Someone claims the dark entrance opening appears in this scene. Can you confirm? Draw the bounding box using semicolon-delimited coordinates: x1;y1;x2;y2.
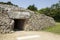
14;19;26;31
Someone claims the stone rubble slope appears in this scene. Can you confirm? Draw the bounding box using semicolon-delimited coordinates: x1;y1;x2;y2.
24;13;55;31
0;7;14;34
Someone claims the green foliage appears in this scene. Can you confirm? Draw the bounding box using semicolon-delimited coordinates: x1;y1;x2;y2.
38;7;51;15
27;4;37;11
38;1;60;22
0;1;18;7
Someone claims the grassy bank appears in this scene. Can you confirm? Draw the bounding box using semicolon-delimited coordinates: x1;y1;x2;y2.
43;22;60;34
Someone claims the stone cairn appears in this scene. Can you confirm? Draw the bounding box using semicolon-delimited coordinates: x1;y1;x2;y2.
0;4;55;34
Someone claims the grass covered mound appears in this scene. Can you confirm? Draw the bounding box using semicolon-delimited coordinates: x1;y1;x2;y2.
43;22;60;34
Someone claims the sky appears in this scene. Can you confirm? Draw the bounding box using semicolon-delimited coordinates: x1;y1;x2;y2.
0;0;59;9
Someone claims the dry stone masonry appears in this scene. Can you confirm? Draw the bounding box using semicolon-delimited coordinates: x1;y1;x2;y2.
0;7;14;34
0;4;55;34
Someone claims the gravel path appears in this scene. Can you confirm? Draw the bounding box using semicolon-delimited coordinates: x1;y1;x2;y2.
0;31;60;40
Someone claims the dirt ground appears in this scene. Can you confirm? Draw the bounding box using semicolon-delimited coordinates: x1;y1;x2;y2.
0;31;60;40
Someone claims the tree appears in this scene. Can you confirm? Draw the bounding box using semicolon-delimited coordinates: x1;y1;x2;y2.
38;7;50;15
27;4;37;11
7;1;13;5
38;1;60;22
0;1;18;6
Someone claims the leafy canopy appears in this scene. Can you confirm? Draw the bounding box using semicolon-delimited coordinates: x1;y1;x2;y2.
27;4;37;11
0;1;18;6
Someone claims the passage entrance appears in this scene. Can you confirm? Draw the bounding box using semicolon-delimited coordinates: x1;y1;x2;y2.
14;19;26;31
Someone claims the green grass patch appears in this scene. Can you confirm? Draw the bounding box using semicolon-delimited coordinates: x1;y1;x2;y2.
43;22;60;34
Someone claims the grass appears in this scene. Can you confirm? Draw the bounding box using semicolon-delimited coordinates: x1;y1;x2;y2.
43;22;60;34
